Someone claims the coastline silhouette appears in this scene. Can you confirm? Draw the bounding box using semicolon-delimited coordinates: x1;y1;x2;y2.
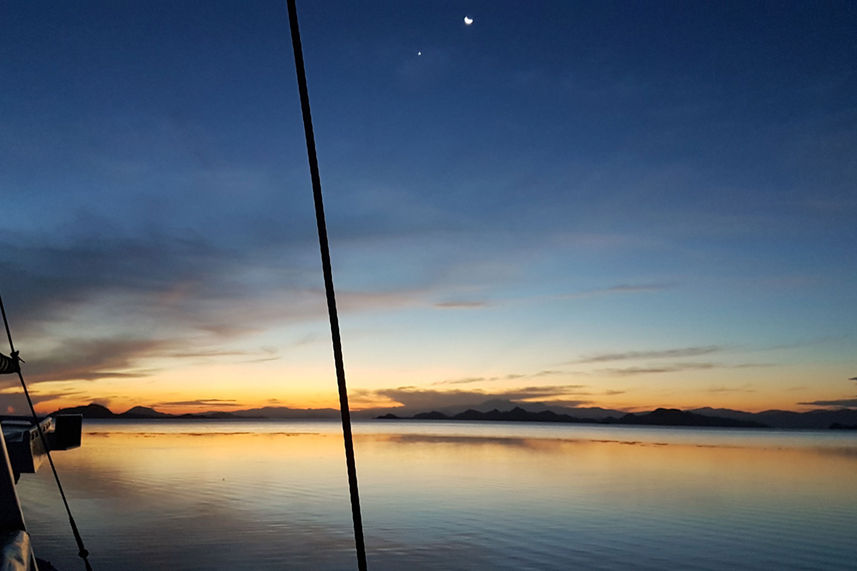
50;402;857;429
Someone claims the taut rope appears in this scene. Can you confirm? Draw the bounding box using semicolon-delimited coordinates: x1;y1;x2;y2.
284;2;368;569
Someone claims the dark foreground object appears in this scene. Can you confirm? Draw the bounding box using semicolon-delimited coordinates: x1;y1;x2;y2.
0;415;82;570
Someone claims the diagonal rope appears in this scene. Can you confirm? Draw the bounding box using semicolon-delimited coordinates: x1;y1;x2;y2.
0;295;93;571
285;1;368;569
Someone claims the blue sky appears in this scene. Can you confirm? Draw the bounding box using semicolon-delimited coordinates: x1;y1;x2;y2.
1;1;855;413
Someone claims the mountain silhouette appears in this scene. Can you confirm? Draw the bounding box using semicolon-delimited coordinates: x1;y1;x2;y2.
49;401;857;429
380;406;764;427
121;406;172;419
614;408;765;428
52;403;116;418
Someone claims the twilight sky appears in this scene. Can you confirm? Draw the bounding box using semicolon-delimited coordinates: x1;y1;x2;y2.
1;1;855;414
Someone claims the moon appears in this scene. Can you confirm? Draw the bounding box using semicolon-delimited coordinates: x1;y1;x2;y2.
464;16;474;25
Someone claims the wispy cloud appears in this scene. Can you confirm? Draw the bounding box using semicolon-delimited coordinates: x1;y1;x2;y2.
0;230;329;341
435;377;487;386
432;281;669;310
533;370;563;377
760;336;846;352
512;385;589;397
564;346;770;377
0;225;454;384
707;384;755;394
164;349;260;359
557;282;674;300
0;387;88;406
572;346;722;364
600;362;715;376
374;385;592;410
434;300;490;309
13;337;170;384
729;363;775;369
433;369;566;386
798;398;857;408
154;398;238;408
3;335;284;386
599;283;673;294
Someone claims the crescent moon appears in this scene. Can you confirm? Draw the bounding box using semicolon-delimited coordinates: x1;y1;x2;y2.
464;16;474;25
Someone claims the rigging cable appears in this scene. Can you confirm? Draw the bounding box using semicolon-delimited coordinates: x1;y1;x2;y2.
285;1;368;569
0;294;93;571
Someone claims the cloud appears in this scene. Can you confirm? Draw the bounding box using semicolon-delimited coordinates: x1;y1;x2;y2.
433;369;566;386
0;229;343;355
239;355;282;364
565;346;767;377
512;385;588;396
434;300;489;309
0;226;454;383
760;336;846;352
0;331;286;388
533;370;563;377
436;377;486;386
850;377;857;382
707;384;755;393
573;346;721;364
457;282;676;310
599;283;673;294
0;231;266;331
337;289;429;313
0;384;97;414
2;387;87;406
798;398;857;408
164;349;260;359
154;399;238;408
558;283;674;300
9;337;170;384
600;362;715;376
290;334;324;347
0;221;442;386
538;399;598;408
373;385;590;409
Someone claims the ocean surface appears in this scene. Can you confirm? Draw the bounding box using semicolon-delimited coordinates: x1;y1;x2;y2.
16;420;857;570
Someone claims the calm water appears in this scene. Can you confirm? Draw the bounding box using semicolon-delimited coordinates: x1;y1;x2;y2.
17;420;857;570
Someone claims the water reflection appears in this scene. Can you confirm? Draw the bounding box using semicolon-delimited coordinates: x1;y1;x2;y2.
16;421;857;570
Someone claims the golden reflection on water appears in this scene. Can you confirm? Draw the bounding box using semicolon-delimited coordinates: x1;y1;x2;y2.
356;432;857;507
66;428;857;507
21;424;857;570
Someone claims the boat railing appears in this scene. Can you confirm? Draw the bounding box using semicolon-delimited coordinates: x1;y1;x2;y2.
0;414;83;570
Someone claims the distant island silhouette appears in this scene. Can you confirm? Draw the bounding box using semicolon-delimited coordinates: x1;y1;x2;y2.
829;422;857;430
47;402;857;430
49;403;341;420
377;406;767;428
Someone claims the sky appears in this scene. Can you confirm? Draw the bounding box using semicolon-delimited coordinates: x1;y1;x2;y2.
1;1;855;415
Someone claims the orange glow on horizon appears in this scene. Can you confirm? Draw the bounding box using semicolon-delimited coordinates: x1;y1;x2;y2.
5;358;851;416
19;389;841;417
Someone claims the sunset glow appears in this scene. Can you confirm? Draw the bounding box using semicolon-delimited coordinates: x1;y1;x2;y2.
1;1;855;417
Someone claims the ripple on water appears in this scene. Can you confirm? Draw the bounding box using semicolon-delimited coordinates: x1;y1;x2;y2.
16;421;857;570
